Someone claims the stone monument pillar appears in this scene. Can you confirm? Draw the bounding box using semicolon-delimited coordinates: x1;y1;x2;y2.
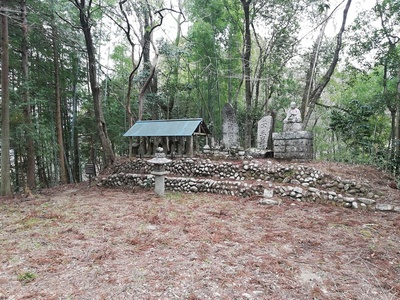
257;114;274;150
272;102;313;160
222;103;239;149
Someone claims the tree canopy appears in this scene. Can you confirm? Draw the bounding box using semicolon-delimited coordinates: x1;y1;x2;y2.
0;0;399;194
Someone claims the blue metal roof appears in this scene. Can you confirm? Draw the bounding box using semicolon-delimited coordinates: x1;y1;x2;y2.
123;118;210;137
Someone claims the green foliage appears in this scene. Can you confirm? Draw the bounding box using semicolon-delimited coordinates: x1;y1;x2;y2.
17;271;37;284
183;0;244;139
4;0;399;189
111;44;133;76
330;100;374;151
318;2;330;13
325;67;392;166
186;0;242;33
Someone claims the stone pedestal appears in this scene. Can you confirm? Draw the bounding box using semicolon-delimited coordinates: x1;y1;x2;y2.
272;131;313;160
152;170;168;197
283;122;302;132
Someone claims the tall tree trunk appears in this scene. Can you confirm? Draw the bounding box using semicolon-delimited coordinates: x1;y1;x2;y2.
300;9;329;120
1;2;12;196
126;47;135;158
165;7;182;119
118;0;137;156
138;9;153;120
302;0;352;128
241;0;252;148
118;0;164;155
395;67;400;174
377;3;400;174
21;0;36;190
71;54;80;182
383;60;397;173
139;59;158;119
75;0;115;167
52;25;68;184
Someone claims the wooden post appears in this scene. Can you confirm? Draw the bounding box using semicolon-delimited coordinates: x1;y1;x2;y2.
189;136;194;157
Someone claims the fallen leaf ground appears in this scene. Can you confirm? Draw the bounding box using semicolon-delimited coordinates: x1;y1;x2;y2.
1;179;399;300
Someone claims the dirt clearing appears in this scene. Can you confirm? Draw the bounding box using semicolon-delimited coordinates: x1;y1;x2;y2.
0;183;399;299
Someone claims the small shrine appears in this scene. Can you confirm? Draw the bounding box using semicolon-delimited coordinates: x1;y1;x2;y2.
123;118;211;157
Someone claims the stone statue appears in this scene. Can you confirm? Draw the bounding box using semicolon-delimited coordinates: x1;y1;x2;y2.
284;102;302;123
273;102;313;160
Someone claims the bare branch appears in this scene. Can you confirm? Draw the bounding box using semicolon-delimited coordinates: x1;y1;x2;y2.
303;0;353;128
55;11;81;29
316;102;350;113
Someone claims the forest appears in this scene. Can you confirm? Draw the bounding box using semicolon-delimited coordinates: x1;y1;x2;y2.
0;0;399;196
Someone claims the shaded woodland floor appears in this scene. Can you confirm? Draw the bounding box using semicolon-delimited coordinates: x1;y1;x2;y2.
0;161;400;299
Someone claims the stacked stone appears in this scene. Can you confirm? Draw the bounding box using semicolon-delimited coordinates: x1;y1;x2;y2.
109;158;323;183
98;173;264;198
112;159;150;174
98;158;400;213
106;159;375;197
168;159;239;178
97;172;398;212
272;131;313;160
100;173;154;188
166;177;264;197
275;185;379;209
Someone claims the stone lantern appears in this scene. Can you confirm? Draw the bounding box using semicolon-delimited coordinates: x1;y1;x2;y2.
148;147;171;196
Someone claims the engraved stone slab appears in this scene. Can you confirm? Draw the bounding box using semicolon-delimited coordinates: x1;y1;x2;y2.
222;103;239;148
257;115;273;149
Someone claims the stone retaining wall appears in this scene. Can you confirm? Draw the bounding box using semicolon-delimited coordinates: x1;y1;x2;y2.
99;174;265;198
98;158;399;213
113;158;324;183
